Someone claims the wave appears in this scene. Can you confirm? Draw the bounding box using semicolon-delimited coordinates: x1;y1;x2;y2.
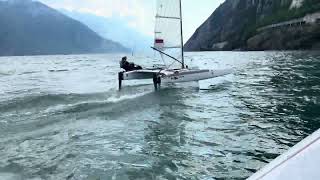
48;69;69;72
18;71;40;75
0;84;191;132
200;81;233;91
59;91;155;116
0;86;158;116
0;70;15;76
0;91;156;135
0;92;108;113
106;92;151;103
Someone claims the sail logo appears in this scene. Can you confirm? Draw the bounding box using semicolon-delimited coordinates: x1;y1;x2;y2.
154;38;164;50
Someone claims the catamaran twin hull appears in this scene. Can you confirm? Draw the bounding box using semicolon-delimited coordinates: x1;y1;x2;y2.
117;0;233;90
118;68;233;89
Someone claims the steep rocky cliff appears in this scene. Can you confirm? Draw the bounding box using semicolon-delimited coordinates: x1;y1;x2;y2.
185;0;320;51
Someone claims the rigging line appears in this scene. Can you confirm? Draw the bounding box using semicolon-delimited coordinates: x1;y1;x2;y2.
168;53;188;70
156;15;180;20
160;53;168;68
167;59;178;69
166;54;188;70
151;47;183;65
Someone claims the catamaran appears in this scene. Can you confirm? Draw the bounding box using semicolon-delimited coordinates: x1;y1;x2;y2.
118;0;233;90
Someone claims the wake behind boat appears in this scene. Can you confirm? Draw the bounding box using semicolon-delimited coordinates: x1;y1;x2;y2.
118;0;233;90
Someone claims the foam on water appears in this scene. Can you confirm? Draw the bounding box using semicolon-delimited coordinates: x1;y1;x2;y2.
0;70;15;76
106;92;153;103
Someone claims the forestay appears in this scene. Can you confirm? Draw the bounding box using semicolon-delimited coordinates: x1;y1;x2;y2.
154;0;184;68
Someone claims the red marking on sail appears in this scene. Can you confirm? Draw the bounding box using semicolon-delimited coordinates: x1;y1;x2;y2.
154;39;164;50
155;39;164;44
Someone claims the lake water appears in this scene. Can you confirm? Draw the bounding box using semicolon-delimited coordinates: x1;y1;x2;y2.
0;51;319;180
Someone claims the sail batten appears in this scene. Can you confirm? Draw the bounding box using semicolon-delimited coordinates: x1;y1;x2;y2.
156;15;181;20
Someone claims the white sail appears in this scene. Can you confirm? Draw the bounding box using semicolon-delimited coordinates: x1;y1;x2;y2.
154;0;184;68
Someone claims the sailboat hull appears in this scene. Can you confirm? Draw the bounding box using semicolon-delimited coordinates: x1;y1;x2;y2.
122;69;162;80
160;69;233;83
121;69;232;82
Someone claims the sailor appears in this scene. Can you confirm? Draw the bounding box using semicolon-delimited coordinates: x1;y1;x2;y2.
120;56;142;72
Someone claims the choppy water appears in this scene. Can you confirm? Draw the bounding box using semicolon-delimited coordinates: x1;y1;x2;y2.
0;51;319;180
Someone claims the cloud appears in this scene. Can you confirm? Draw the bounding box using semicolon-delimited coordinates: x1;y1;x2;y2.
38;0;225;40
40;0;155;36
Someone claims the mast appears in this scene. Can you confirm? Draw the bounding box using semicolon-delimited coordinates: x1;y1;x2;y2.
179;0;185;69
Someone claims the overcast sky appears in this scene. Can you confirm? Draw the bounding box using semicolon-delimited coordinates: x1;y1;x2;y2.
39;0;225;40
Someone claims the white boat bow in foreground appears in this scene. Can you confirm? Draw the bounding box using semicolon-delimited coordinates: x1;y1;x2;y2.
248;128;320;180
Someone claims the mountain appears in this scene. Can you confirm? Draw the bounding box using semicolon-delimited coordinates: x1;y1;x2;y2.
0;0;128;56
185;0;320;51
60;9;153;55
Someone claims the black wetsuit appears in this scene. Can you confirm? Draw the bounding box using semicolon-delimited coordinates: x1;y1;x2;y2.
120;60;142;72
